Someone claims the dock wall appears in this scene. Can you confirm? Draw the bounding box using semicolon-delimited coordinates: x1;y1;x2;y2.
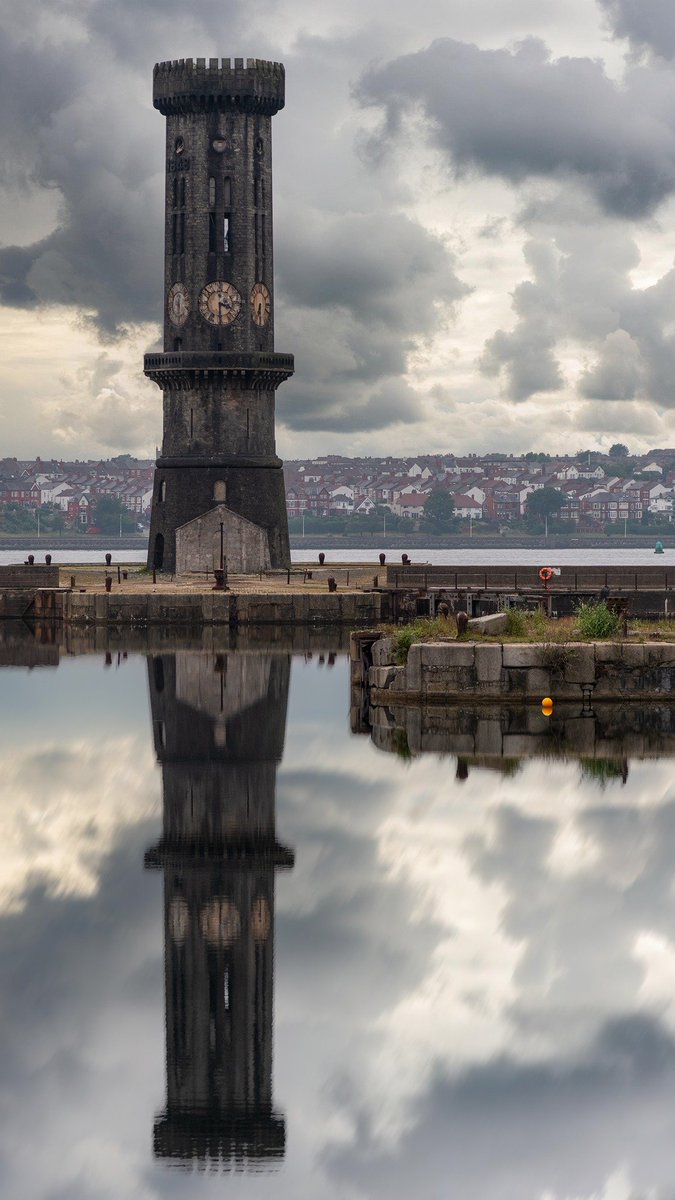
355;635;675;704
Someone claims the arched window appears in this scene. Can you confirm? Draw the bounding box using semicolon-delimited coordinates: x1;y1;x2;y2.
159;480;167;502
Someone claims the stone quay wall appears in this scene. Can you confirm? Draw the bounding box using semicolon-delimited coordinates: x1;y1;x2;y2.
60;589;385;628
358;635;675;703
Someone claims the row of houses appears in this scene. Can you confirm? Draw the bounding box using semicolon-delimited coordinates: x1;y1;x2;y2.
0;456;154;527
3;450;675;529
283;452;675;524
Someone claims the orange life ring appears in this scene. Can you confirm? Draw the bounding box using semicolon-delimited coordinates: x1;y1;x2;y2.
539;566;554;583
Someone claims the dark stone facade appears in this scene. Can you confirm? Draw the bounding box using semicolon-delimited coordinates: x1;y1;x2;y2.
145;58;293;573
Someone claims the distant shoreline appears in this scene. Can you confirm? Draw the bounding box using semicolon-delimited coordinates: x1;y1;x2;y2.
289;533;673;550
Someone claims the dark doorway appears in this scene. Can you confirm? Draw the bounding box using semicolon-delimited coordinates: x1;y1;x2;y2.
153;533;165;570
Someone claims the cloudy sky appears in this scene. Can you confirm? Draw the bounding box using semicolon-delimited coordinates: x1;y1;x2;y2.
4;0;675;459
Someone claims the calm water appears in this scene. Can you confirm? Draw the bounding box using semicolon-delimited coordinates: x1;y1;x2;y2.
2;642;675;1199
1;546;674;567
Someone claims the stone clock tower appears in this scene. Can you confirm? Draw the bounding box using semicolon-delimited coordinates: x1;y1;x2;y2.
144;58;293;574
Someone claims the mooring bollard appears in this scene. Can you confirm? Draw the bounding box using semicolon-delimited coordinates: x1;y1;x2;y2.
379;552;386;566
105;575;112;593
122;570;128;580
327;576;337;592
105;552;112;566
401;553;410;565
45;554;52;565
27;554;34;565
319;552;325;565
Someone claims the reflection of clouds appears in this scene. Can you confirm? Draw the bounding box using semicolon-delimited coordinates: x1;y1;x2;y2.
0;736;158;912
279;709;675;1196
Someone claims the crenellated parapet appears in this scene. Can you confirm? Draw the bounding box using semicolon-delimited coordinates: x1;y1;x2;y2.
153;57;285;115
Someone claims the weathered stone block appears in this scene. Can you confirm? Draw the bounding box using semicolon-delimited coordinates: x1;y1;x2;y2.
468;612;508;635
563;644;596;684
421;642;476;669
369;665;397;689
620;643;646;668
475;644;503;683
503;644;544;668
406;643;422;692
372;636;396;666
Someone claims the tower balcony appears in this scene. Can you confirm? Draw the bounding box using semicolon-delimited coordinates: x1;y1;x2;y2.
144;351;294;391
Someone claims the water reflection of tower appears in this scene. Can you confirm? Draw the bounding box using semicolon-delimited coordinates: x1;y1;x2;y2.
145;650;294;1169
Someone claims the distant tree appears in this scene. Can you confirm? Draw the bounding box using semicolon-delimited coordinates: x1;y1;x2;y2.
92;496;136;535
525;487;564;521
609;443;629;458
421;490;459;534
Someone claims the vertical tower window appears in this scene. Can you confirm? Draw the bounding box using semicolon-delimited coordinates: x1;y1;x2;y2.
179;213;185;255
223;216;230;253
159;480;167;502
172;214;177;255
223;177;231;207
208;176;216;207
209;212;217;252
179;177;186;207
172;177;178;208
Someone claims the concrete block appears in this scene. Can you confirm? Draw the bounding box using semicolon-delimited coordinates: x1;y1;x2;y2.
620;643;646;668
421;642;475;669
406;644;423;692
594;642;623;664
523;668;555;697
372;636;396;666
468;612;508;635
645;643;675;667
503;644;544;668
369;665;397;689
563;644;596;684
475;644;503;683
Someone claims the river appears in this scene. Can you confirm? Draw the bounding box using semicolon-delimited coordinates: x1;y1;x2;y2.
1;637;674;1197
0;546;673;566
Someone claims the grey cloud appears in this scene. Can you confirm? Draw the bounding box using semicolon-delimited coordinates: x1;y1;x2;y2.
478;213;675;406
0;5;467;439
600;0;675;59
579;329;644;399
359;37;675;217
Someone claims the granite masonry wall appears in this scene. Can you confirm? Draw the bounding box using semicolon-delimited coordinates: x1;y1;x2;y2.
362;636;675;702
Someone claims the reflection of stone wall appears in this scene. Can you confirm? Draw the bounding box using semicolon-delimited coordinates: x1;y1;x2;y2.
371;701;675;761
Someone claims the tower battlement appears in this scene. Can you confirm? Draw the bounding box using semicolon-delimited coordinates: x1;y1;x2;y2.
153;58;285;115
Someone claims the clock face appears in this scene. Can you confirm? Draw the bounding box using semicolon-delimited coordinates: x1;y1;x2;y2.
169;897;190;943
199;280;242;326
167;282;189;327
250;282;271;327
200;898;241;947
251;896;271;943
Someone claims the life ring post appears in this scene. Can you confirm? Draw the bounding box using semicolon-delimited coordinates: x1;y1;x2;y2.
539;566;554;590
